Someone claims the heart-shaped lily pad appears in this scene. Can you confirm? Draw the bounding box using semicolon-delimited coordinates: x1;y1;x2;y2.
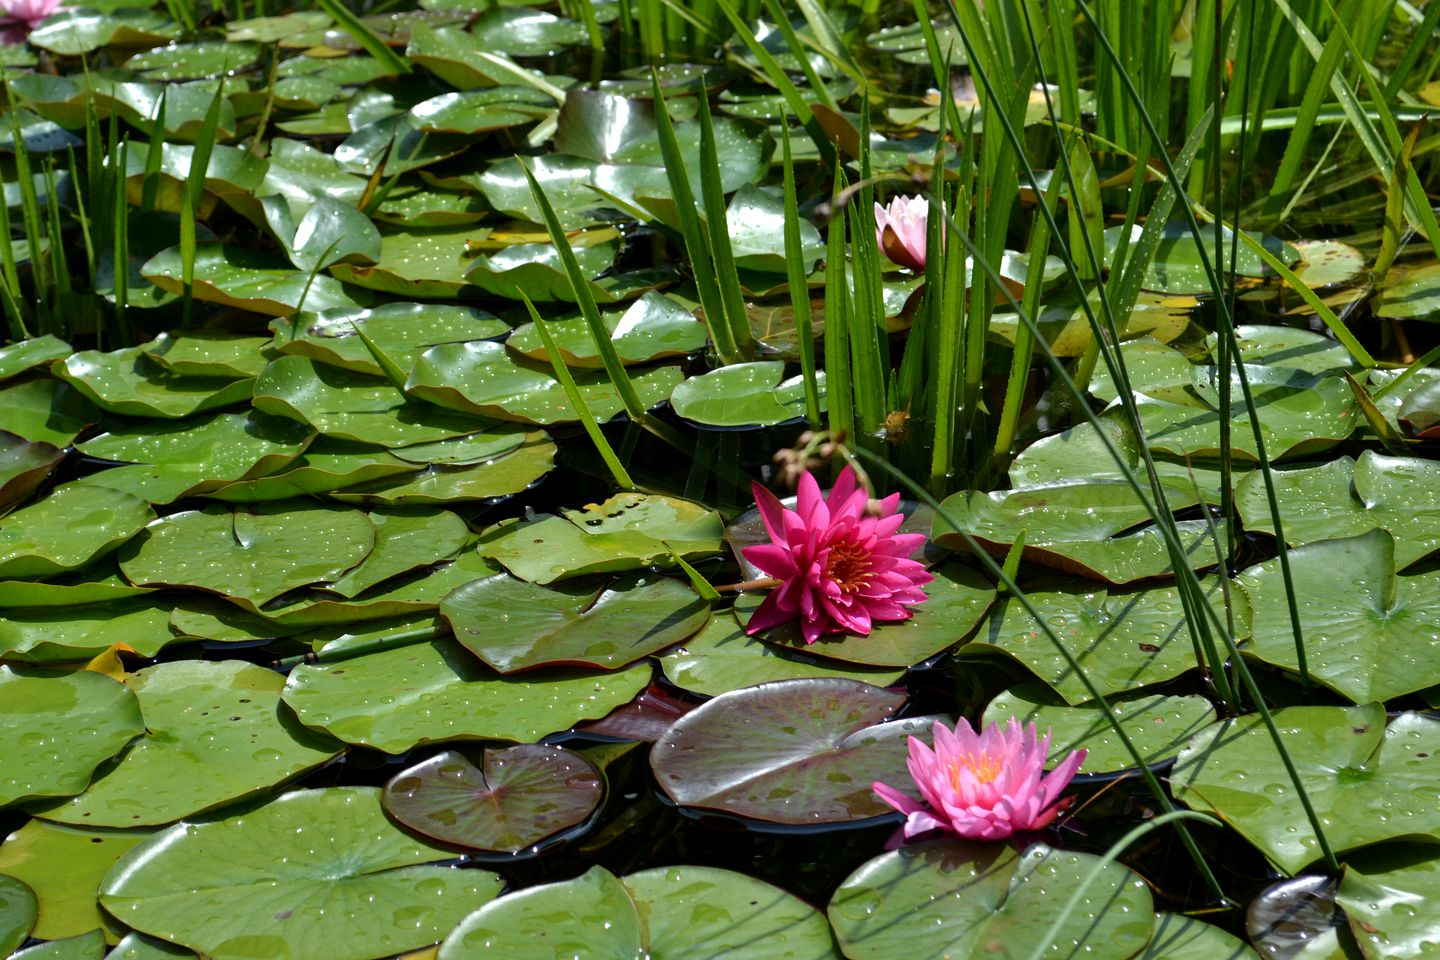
981;682;1217;773
829;839;1154;959
119;502;376;607
382;745;601;853
324;508;468;598
669;361;827;428
282;638;651;753
651;678;924;824
271;303;509;376
1172;704;1440;875
99;787;504;960
1238;530;1440;702
36;660;342;828
477;492;722;583
1335;845;1440;960
965;578;1244;705
438;864;837;959
198;441;421;502
659;614;905;697
56;347;254;419
0;485;154;580
0;874;36;955
1236;453;1440;570
407;340;681;425
0;667;144;808
0;819;154;942
733;562;995;668
504;292;707;368
1008;418;1231;496
442;573;708;672
254;355;493;446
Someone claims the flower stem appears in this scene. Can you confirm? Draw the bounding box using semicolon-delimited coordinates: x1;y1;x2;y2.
712;577;783;593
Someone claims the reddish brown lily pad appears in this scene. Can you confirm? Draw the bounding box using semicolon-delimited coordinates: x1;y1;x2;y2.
383;746;602;853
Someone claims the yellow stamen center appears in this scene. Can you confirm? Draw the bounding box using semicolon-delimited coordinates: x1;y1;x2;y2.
950;752;1003;789
823;541;873;594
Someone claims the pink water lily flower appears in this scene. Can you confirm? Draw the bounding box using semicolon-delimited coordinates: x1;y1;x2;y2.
0;0;64;41
874;194;930;272
741;465;932;645
873;717;1087;841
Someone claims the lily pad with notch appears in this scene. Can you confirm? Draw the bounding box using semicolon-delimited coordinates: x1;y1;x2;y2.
141;244;371;317
0;820;154;942
197;441;421;502
0;432;63;511
0;484;153;580
669;361;827;428
442;573;709;673
324;508;468;598
382;745;602;854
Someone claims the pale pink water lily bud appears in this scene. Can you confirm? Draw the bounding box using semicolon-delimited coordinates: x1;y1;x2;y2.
741;465;932;645
872;717;1087;841
0;0;64;39
874;194;930;272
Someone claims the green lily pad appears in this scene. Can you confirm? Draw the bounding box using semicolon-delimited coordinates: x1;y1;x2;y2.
141;330;272;380
1236;453;1440;571
733;561;995;668
0;485;153;580
55;347;253;420
726;183;824;274
77;410;312;491
829;840;1154;959
200;440;421;502
118;502;376;607
669;361;827;428
1136;913;1259;959
36;660;342;828
1008;418;1230;497
504;292;706;368
465;238;623;304
334;113;472;177
407;340;681;425
407;21;572;89
1103;222;1297;294
282;638;651;753
0;820;153;942
325;508;468;597
104;932;196;959
255;139;368;210
408;87;554;135
0;433;62;510
1172;705;1440;875
966;578;1244;705
28;10;177;56
1087;337;1210;408
141;244;370;317
374;185;487;226
1336;845;1440;960
0;601;178;664
650;678;924;824
981;683;1218;773
443;573;708;672
933;481;1218;583
438;864;837;959
325;432;555;505
659;614;905;697
1238;530;1440;703
1375;261;1440;321
124;41;261;80
0;874;37;955
0;666;145;809
9;928;106;959
467;6;587;54
260;194;382;274
477;492;722;583
0;379;100;447
1211;324;1359;378
382;745;602;853
254;356;491;447
99;787;504;960
1400;377;1440;437
388;427;526;465
271;303;509;376
1287;240;1365;291
0;336;70;381
328;223;489;299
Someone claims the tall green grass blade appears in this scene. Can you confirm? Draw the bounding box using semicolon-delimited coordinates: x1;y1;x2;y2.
780;124;821;427
521;159;646;420
823;161;854;445
759;0;839;112
140;91;167;213
112;141;131;343
180;81;226;328
520;291;636;491
346;320;410;392
693;85;755;361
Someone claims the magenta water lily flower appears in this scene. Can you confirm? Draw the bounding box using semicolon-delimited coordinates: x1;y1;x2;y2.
874;194;930;272
741;465;932;645
0;0;63;41
873;717;1086;841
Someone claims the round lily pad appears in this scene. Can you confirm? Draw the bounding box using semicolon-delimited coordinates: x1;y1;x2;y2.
272;303;509;376
324;508;468;598
118;502;376;607
141;243;369;316
99;787;504;960
981;683;1217;773
659;613;905;697
0;601;179;663
142;330;272;380
0;819;154;941
37;660;342;828
282;638;651;754
0;666;145;808
651;678;925;824
77;411;312;491
1336;845;1440;960
10;929;105;959
0;335;70;380
1136;913;1259;960
505;292;708;368
1172;704;1440;875
0;874;37;955
55;347;254;419
734;562;995;668
829;839;1154;959
1238;530;1440;702
441;573;709;673
382;745;602;853
669;361;827;428
0;379;100;447
438;864;836;960
0;485;155;580
201;440;421;502
407;340;682;425
325;434;556;505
